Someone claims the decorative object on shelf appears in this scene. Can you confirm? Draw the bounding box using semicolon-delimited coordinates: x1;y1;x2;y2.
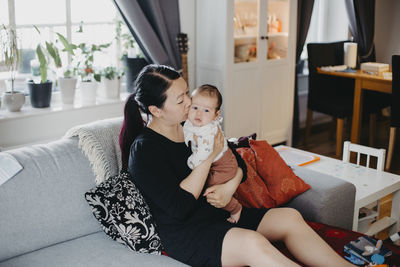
74;38;111;105
98;66;124;99
28;26;57;108
123;56;147;93
58;76;77;105
79;80;98;105
0;24;25;112
116;19;147;93
50;32;78;105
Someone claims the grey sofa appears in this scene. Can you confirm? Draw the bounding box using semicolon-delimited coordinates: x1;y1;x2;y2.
0;121;356;267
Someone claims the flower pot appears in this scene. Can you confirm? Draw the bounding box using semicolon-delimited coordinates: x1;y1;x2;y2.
99;77;120;99
58;77;77;105
2;91;25;112
27;80;53;108
123;57;148;92
79;81;98;105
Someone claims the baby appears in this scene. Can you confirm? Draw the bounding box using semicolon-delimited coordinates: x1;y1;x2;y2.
183;84;242;223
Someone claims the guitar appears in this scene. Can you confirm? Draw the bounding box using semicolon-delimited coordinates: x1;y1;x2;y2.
176;33;189;83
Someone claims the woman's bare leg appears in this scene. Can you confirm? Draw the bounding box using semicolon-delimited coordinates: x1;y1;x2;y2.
220;227;300;267
257;208;354;267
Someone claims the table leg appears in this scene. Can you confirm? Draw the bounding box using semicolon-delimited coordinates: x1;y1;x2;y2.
389;190;400;235
352;204;360;232
351;79;363;144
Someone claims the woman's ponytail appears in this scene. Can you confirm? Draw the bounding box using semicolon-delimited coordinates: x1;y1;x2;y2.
119;94;144;171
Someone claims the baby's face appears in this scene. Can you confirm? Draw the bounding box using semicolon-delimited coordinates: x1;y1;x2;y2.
188;94;219;127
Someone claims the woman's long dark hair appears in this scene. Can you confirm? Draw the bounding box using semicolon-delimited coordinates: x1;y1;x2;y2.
119;64;181;171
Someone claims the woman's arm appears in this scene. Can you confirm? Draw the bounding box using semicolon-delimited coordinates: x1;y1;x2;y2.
203;167;243;208
179;129;224;199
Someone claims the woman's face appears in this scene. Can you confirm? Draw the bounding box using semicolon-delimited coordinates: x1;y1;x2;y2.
159;77;191;124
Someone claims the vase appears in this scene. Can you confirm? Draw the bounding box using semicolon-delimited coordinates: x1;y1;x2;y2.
79;81;98;105
123;57;148;93
2;91;25;112
58;77;77;105
99;77;120;99
27;80;53;108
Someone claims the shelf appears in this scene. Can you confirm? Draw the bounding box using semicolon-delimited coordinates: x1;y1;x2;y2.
234;34;257;39
0;91;128;149
268;32;289;37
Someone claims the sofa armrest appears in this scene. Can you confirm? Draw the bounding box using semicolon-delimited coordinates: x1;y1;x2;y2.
284;166;356;230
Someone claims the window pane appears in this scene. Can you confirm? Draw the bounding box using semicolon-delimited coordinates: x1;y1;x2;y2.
15;0;66;25
72;24;117;68
0;0;8;25
71;0;116;23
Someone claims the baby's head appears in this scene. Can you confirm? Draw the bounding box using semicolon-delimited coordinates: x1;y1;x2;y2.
188;84;222;127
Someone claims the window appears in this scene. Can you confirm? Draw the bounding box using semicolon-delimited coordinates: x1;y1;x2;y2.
1;0;135;82
300;0;350;61
0;0;9;25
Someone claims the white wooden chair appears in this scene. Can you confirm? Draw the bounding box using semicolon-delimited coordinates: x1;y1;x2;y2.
342;141;386;235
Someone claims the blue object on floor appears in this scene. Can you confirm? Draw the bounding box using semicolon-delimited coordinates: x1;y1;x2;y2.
344;253;365;265
371;254;385;264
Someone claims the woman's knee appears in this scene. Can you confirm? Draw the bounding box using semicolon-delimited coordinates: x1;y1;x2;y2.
282;207;303;222
241;229;270;250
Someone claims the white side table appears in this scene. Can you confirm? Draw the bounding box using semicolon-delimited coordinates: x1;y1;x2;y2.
275;145;400;235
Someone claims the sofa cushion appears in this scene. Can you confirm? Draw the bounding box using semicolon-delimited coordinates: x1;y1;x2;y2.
235;147;276;208
0;138;102;262
85;172;163;254
249;140;311;205
0;232;187;267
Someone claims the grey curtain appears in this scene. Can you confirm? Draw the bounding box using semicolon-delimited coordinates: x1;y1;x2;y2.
345;0;376;63
292;0;315;146
113;0;182;70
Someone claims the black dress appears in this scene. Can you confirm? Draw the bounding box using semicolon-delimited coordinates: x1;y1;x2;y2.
128;127;266;267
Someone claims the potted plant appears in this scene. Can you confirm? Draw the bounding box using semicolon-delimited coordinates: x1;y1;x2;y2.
0;25;25;112
74;42;110;105
27;27;55;108
115;20;147;93
49;33;78;105
98;66;124;99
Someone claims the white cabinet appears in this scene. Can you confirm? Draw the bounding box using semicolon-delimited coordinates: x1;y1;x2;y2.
196;0;297;145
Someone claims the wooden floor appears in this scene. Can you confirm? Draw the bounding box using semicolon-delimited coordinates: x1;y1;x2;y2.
295;113;400;239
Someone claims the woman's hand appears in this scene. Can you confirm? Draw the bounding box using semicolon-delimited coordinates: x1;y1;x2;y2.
203;168;243;208
208;129;224;161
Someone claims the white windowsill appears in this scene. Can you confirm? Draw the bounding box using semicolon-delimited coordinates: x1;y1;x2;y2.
0;91;129;150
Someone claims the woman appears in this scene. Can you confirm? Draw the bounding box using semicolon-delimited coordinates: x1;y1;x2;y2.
119;64;354;267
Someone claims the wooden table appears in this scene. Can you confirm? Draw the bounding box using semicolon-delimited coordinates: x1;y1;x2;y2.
317;69;392;144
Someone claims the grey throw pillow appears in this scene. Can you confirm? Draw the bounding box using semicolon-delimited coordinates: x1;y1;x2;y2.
85;172;163;254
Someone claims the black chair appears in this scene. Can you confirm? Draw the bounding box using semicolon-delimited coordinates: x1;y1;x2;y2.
386;55;400;170
305;41;391;157
305;41;355;157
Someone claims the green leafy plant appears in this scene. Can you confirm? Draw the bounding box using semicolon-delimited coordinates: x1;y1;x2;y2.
100;66;124;80
115;19;143;58
74;42;111;82
34;26;77;82
0;24;21;93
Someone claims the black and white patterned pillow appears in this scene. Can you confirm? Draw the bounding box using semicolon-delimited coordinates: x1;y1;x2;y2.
85;172;163;254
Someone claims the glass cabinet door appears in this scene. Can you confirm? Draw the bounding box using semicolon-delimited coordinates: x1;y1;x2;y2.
265;0;289;60
234;0;259;63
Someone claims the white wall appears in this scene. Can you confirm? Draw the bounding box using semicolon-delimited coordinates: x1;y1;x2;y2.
375;0;400;64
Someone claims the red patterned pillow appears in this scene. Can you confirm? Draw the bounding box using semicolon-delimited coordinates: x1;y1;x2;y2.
249;140;311;206
235;148;276;208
